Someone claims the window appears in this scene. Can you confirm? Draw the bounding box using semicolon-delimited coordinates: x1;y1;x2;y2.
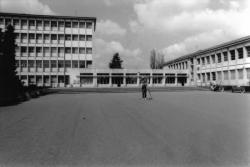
65;22;71;28
36;34;42;40
51;34;57;41
79;48;85;54
29;34;35;40
65;47;71;54
86;22;92;28
86;35;92;41
28;60;35;68
238;48;243;59
223;71;228;80
43;60;50;68
21;33;28;40
230;70;236;80
58;35;64;41
246;46;250;57
217;71;222;80
36;47;42;53
15;60;20;68
44;34;50;40
36;60;42;68
72;35;78;41
59;21;64;28
21;47;27;53
44;21;50;28
44;47;50;54
13;19;20;26
72;61;78;68
86;48;92;54
230;50;235;60
65;35;71;41
223;52;228;61
21;60;27;67
58;60;64;68
238;69;243;79
197;58;200;65
21;20;27;28
58;47;64;54
206;73;210;81
29;20;35;27
212;72;216;81
211;55;215;63
51;60;57;68
0;18;3;25
79;61;85;68
72;22;78;28
65;60;71;68
72;48;78;54
247;68;250;79
51;47;57;54
5;18;11;26
79;35;85;41
217;53;221;63
36;20;42;27
28;47;35;53
79;22;85;28
201;57;205;65
51;21;57;28
206;56;210;64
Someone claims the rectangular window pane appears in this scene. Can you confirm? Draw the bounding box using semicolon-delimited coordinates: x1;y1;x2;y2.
230;50;235;60
217;53;221;63
230;70;236;80
238;69;243;79
246;46;250;57
223;51;228;61
238;48;243;59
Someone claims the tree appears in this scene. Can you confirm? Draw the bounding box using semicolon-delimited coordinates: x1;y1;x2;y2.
109;52;123;69
0;25;22;103
150;49;164;69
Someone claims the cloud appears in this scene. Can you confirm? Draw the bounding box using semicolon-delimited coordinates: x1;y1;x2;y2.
96;20;127;36
0;0;55;15
132;0;250;61
94;38;147;69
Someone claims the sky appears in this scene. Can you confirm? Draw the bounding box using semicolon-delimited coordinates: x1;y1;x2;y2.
1;0;250;69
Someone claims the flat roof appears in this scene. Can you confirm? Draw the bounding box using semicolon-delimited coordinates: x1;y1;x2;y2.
164;35;250;65
0;12;97;30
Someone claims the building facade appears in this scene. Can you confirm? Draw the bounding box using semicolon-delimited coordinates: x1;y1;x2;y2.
0;12;96;87
164;36;250;87
68;69;188;88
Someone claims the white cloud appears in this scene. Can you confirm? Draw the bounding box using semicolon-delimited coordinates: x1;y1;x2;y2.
0;0;55;15
94;38;147;69
97;20;127;36
132;0;250;61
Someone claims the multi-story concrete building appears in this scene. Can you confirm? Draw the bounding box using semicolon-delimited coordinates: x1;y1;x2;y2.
0;12;189;88
0;12;96;87
164;36;250;87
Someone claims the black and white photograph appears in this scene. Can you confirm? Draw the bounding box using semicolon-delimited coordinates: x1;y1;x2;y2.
0;0;250;166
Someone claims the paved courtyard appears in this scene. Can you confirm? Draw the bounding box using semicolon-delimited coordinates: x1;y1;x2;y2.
0;91;249;167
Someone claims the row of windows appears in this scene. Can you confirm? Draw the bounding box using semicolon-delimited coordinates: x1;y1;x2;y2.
15;33;92;41
0;18;93;29
197;47;250;65
169;61;188;70
16;60;92;68
17;47;92;54
197;68;250;81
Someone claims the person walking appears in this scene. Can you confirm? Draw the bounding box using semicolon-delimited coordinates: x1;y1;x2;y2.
141;79;147;99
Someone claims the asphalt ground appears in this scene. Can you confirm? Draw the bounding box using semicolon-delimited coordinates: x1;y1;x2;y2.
0;91;249;167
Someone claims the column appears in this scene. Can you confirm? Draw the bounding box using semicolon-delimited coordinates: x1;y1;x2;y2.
136;73;140;87
175;73;178;86
109;74;112;87
123;74;126;87
162;75;166;87
149;73;153;87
